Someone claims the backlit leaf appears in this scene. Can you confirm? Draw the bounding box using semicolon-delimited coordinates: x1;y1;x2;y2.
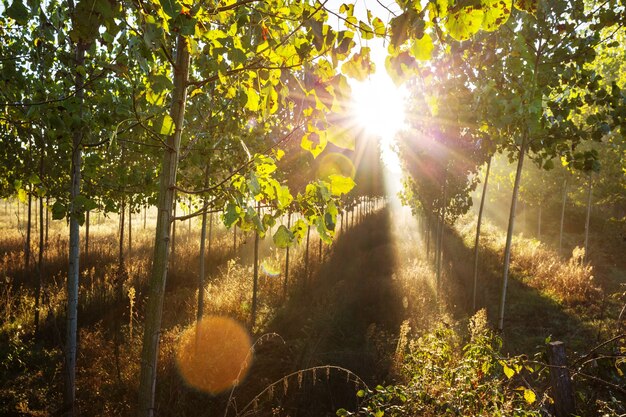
524;389;536;404
445;7;484;41
328;174;355;196
411;34;433;61
159;114;175;136
481;0;512;32
273;225;294;248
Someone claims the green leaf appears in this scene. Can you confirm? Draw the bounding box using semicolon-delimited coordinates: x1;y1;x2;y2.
7;0;29;25
445;6;484;41
523;388;536;404
52;201;66;220
328;174;355;196
224;203;240;227
273;225;294;248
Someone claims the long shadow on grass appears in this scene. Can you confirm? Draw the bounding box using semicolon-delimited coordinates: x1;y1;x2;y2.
232;207;406;417
436;223;597;354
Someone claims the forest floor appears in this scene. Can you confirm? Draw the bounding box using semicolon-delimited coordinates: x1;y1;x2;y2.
0;201;624;416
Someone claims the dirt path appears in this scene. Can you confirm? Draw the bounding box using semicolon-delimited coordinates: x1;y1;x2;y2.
231;207;406;416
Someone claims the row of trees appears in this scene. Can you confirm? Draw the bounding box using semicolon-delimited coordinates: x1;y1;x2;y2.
395;1;625;329
0;0;402;415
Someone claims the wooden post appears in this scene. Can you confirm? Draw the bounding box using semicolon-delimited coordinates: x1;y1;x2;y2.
548;341;575;417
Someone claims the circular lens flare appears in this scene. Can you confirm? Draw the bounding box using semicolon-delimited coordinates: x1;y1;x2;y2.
176;316;252;394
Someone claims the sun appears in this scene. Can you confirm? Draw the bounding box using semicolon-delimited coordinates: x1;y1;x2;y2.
350;76;408;143
350;74;407;191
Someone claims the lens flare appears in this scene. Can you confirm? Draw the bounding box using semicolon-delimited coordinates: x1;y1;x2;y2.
261;259;281;277
317;152;356;179
176;316;252;394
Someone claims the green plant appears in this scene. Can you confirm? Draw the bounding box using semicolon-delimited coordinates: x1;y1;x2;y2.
339;310;541;417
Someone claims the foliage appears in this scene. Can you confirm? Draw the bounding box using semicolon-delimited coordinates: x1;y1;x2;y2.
338;310;541;417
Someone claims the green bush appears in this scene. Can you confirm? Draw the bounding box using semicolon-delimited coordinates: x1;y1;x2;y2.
338;310;541;417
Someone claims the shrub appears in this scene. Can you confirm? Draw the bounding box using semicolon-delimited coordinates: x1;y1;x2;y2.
338;310;541;417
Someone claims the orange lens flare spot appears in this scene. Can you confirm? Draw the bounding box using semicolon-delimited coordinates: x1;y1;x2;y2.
176;316;252;394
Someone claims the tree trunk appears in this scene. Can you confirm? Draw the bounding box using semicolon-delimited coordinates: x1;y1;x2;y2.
198;203;208;322
436;179;447;296
137;35;189;417
188;196;192;235
171;196;176;269
119;198;125;268
128;204;132;256
84;210;89;264
472;156;491;312
45;196;49;247
318;235;322;264
559;179;567;256
251;207;260;328
25;190;32;270
426;214;431;258
283;213;291;298
35;193;44;334
583;174;593;262
233;224;237;253
144;204;147;229
304;225;311;287
498;138;527;332
35;146;45;334
64;39;86;417
197;163;211;321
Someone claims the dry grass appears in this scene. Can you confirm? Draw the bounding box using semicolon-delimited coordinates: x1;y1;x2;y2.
456;214;602;309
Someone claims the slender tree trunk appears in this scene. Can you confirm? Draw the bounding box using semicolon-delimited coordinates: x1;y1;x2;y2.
436;179;447;295
188;196;192;235
138;35;189;417
233;225;237;253
472;156;491;312
304;225;311;287
119;199;126;268
559;179;567;255
171;196;176;269
251;205;260;328
426;214;431;258
583;174;593;262
34;147;45;334
64;39;86;417
143;204;147;229
197;164;211;321
35;193;44;334
128;204;132;256
498;139;527;332
25;190;32;270
198;204;208;322
45;196;49;247
283;213;291;298
84;210;89;264
318;235;322;264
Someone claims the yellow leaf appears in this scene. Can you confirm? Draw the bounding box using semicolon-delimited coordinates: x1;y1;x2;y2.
481;0;512;32
245;88;260;112
159;114;175;136
503;364;515;378
524;389;536;404
445;6;484;41
328;174;356;196
411;33;433;61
